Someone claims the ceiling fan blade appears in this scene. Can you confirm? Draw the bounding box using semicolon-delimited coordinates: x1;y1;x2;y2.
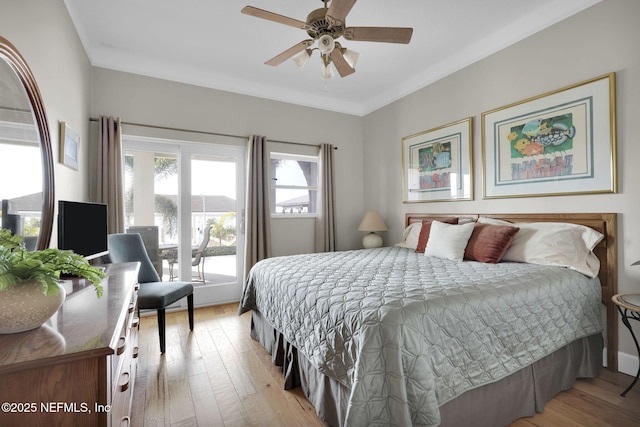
345;27;413;44
330;49;356;77
265;40;314;66
326;0;357;27
241;6;308;29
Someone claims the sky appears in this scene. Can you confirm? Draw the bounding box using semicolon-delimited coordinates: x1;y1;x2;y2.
152;157;308;202
153;158;237;198
0;144;41;198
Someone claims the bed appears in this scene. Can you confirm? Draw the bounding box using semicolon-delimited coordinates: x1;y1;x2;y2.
239;213;617;426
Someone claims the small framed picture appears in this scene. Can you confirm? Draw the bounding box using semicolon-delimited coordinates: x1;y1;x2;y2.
402;117;473;203
60;121;79;170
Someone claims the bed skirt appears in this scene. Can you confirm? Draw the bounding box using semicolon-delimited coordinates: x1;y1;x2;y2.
250;310;603;427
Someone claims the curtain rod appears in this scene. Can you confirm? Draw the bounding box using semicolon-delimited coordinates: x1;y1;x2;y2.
88;117;336;149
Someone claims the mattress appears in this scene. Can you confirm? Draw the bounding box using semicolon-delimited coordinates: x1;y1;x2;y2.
239;247;603;426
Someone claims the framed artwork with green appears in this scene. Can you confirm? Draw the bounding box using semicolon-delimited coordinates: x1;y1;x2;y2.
482;73;617;199
402;117;473;203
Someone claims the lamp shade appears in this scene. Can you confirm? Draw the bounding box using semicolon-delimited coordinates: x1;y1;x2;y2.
358;211;388;232
343;48;360;68
292;49;312;68
318;34;336;54
320;61;334;79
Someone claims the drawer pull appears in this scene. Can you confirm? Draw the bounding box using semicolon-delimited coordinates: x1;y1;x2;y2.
132;317;140;328
120;417;130;427
133;346;139;359
116;336;127;355
128;302;135;313
118;372;130;392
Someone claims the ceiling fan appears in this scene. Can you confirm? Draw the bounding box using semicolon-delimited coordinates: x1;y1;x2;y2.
241;0;413;78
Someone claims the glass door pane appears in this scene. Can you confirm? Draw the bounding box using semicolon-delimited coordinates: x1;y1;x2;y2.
188;155;238;286
123;149;179;282
179;144;245;305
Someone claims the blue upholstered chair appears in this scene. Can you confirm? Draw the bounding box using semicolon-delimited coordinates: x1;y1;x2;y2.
107;233;194;353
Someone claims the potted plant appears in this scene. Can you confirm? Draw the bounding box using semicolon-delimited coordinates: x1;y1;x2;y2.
0;228;106;334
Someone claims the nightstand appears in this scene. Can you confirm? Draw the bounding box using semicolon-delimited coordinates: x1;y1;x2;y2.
612;293;640;397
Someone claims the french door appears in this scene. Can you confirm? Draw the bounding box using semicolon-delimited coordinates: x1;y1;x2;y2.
123;136;245;306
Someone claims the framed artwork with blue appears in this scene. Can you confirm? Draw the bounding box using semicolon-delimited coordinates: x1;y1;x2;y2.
402;117;473;203
482;73;617;199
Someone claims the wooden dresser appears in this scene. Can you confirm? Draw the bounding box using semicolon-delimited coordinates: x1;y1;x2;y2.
0;262;140;427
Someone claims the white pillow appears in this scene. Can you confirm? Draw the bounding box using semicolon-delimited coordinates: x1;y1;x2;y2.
477;217;604;277
395;222;422;249
424;221;475;261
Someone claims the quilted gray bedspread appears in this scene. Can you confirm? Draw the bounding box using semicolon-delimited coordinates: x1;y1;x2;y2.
239;247;603;426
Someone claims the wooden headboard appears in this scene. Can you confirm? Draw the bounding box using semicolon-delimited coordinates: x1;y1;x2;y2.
406;212;618;372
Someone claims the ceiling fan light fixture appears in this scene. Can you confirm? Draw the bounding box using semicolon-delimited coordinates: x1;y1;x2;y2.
242;3;413;78
317;34;336;54
342;48;360;68
292;48;312;68
320;61;334;80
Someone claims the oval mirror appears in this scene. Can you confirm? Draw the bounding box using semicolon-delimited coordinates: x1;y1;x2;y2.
0;36;54;250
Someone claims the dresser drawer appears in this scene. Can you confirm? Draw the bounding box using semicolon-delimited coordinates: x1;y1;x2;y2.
110;287;138;393
110;366;133;427
109;283;139;426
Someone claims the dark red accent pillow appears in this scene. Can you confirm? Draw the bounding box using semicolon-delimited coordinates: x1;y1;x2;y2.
415;218;459;253
464;223;519;263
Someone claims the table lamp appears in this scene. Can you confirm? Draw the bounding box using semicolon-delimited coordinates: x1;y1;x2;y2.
358;211;388;249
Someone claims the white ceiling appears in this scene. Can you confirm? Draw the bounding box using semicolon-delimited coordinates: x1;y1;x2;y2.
64;0;600;117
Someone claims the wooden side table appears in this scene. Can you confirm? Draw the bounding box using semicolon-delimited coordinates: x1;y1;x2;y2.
612;293;640;397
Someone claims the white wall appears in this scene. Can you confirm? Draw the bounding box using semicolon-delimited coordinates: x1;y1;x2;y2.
0;0;93;243
362;0;640;371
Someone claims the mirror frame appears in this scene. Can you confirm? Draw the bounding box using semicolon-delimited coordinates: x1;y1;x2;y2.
0;36;55;249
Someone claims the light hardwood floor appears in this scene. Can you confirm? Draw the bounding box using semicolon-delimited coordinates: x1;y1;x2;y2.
132;303;640;427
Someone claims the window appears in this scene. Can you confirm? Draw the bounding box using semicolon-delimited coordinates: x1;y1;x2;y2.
270;152;318;216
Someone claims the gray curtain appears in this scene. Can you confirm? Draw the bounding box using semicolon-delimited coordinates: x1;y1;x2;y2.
244;135;272;279
315;143;336;252
96;116;125;234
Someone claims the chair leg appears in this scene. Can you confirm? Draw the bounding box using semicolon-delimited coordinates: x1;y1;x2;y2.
187;294;194;331
194;259;205;282
169;262;174;281
157;308;166;353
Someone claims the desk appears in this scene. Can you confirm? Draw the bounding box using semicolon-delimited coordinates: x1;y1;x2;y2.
159;243;178;251
159;244;198;252
612;293;640;397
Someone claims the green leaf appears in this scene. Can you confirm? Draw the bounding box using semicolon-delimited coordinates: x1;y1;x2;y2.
0;228;106;297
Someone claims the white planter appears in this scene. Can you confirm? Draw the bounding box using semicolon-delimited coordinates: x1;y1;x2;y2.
0;280;66;334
